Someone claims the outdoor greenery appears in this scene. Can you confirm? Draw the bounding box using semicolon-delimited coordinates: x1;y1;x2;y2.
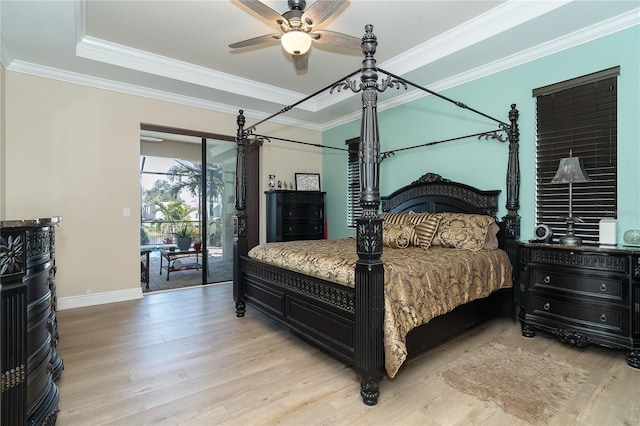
141;158;225;247
172;224;195;239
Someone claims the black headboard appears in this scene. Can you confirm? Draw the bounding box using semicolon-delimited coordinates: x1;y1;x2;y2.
381;173;500;217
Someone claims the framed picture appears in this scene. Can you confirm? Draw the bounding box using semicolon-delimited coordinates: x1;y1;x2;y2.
295;173;321;191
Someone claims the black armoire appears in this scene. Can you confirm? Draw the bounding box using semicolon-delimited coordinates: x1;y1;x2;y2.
1;217;63;425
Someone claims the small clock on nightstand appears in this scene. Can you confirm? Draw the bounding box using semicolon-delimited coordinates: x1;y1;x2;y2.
531;224;553;243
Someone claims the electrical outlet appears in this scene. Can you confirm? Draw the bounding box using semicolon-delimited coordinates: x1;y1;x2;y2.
123;207;130;217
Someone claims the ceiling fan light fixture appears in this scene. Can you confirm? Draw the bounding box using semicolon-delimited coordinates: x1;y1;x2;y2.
281;30;312;55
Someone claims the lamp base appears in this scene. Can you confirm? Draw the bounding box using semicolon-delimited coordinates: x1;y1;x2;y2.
560;216;583;246
559;234;582;246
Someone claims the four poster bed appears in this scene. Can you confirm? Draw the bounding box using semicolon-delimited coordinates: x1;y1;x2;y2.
232;25;521;406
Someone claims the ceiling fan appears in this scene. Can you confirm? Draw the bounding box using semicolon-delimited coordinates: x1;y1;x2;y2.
229;0;362;71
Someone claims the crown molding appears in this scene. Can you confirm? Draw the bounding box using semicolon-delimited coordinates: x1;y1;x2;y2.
75;35;317;111
321;8;640;131
6;60;322;132
72;0;316;111
6;0;637;133
383;0;573;76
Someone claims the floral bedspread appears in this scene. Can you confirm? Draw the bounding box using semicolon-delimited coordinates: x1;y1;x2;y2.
248;238;512;378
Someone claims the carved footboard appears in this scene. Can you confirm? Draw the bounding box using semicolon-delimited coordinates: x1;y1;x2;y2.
240;257;356;364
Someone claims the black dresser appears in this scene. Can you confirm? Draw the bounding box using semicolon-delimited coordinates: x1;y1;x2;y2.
265;190;325;242
518;242;640;368
1;217;62;425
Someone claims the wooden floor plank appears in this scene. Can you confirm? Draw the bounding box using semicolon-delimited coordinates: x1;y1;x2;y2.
55;283;639;425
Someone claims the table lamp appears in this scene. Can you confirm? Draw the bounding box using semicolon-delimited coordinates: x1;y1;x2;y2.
551;150;590;246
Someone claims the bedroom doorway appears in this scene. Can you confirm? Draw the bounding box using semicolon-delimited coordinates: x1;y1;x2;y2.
140;124;258;292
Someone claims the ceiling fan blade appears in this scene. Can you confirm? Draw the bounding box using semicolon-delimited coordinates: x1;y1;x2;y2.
301;0;345;28
229;33;281;49
238;0;284;24
311;30;361;50
292;54;308;71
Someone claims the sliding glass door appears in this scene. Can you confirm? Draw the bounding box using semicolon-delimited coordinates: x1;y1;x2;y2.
201;138;236;284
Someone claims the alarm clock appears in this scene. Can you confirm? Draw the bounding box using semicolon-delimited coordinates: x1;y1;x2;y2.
532;224;553;243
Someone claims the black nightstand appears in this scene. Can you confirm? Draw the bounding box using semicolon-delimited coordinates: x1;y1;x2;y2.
518;242;640;368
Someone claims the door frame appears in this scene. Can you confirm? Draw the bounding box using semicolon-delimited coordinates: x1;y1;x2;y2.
140;123;259;283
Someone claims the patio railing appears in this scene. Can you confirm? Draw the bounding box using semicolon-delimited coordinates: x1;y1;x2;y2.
141;219;223;248
140;220;198;246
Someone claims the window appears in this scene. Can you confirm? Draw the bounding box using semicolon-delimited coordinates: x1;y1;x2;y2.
346;137;361;228
534;66;619;244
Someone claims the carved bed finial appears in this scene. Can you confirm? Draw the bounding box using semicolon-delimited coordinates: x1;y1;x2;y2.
411;173;450;185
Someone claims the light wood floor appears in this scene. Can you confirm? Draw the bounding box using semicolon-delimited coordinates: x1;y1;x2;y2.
55;283;639;425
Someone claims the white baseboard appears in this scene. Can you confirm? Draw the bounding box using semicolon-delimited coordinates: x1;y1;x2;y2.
57;287;143;310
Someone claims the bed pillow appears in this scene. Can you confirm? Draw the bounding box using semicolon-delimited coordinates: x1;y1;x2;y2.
483;222;500;250
381;211;440;247
411;214;441;248
431;213;497;251
380;212;409;225
382;222;415;249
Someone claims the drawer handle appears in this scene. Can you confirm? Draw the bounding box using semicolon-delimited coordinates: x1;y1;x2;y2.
600;283;607;292
543;276;551;284
600;314;607;322
543;302;550;311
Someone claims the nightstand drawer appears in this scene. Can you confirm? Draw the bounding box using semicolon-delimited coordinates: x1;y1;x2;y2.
531;293;628;335
531;267;627;302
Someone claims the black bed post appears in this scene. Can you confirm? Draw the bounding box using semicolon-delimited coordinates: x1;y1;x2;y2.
354;24;385;406
503;104;521;314
233;110;248;317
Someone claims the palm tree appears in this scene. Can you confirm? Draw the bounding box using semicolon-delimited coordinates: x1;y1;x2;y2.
153;201;196;222
167;160;224;201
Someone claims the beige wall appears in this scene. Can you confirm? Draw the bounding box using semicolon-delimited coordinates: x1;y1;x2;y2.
4;71;321;307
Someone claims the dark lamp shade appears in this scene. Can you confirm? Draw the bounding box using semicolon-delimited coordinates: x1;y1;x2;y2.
550;156;590;184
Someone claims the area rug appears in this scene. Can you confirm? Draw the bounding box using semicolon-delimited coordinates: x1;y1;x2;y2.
438;342;588;425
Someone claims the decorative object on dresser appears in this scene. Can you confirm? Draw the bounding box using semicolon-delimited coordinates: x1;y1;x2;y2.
265;190;325;242
518;242;640;369
623;229;640;246
550;151;590;246
532;224;553;243
1;217;63;425
294;173;321;191
599;218;617;246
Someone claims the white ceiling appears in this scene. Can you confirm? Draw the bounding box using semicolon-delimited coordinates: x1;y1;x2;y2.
1;1;639;131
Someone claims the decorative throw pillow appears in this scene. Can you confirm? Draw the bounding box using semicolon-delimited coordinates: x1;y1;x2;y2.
411;214;441;249
381;211;441;247
431;213;497;251
380;212;409;225
382;222;415;249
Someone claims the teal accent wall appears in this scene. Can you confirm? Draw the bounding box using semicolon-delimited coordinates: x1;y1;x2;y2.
323;26;639;243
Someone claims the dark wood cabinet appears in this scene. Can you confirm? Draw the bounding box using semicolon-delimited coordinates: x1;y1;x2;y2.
1;217;62;425
518;242;639;368
266;190;325;242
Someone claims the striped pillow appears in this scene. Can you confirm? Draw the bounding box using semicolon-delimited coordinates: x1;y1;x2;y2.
412;214;441;248
381;211;440;247
380;212;409;225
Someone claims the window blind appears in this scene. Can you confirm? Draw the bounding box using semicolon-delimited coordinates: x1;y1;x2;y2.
534;67;619;244
346;137;361;228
